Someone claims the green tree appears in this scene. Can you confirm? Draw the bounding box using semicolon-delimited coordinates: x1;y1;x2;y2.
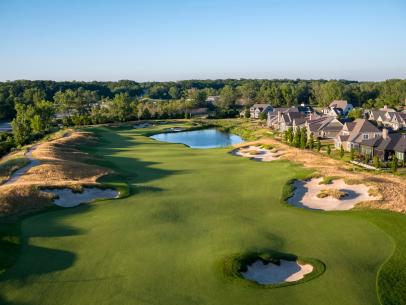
373;155;380;168
364;154;370;164
300;127;307;149
169;86;181;99
316;139;321;152
350;148;355;161
11;103;32;146
292;129;300;148
259;111;267;120
391;156;398;173
218;85;236;109
339;145;345;159
308;133;314;149
111;93;133;122
287;127;294;144
244;108;250;118
326;144;331;155
30;114;44;135
348;108;363;120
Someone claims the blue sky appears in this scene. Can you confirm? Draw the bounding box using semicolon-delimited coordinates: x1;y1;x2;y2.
1;0;405;81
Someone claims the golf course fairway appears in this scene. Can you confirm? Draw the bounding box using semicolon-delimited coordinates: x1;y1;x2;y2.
0;125;405;305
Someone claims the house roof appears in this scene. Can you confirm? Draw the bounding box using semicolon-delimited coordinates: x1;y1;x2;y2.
362;133;406;153
348;119;381;143
393;134;406;153
251;103;271;110
329;100;349;109
343;122;356;131
338;135;349;142
281;112;306;125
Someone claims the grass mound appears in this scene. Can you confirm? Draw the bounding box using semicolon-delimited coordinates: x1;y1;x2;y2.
317;188;348;199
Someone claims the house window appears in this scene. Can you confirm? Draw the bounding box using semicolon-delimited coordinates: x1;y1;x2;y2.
363;134;368;140
396;151;404;161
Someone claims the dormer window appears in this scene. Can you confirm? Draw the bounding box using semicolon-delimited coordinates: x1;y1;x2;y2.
363;134;369;140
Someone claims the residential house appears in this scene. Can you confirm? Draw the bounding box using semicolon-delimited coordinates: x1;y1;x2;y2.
361;129;406;161
368;109;406;130
187;108;209;117
267;107;298;129
334;119;381;151
278;112;307;132
306;116;345;139
205;96;220;104
250;104;273;119
379;105;396;112
323;100;353;117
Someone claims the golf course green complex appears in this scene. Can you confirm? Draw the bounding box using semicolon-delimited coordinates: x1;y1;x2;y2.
1;124;405;305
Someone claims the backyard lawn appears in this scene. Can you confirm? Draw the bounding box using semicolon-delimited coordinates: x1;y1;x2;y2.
0;124;404;305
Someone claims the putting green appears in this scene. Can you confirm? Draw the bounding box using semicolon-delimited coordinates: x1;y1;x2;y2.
0;125;404;305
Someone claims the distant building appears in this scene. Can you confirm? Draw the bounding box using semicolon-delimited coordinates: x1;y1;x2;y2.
323;100;353;117
205;96;220;104
250;104;273;119
368;109;406;131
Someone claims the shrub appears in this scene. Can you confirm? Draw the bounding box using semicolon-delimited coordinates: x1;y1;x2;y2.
317;188;348;199
339;145;344;159
391;156;398;173
373;156;380;168
326;145;331;156
350;148;355;161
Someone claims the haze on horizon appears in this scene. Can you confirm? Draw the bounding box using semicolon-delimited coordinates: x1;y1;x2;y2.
1;0;405;82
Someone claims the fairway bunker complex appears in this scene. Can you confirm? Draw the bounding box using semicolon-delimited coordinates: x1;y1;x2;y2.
288;177;378;211
43;187;118;207
241;259;314;285
232;145;282;162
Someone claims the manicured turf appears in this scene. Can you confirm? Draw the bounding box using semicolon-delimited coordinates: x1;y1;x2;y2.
0;124;404;305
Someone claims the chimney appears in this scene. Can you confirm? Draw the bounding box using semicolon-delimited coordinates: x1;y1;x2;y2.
384;105;388;111
382;128;388;140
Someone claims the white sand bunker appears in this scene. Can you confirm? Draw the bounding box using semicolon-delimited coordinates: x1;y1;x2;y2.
43;187;118;208
241;259;313;285
288;177;377;211
232;146;282;162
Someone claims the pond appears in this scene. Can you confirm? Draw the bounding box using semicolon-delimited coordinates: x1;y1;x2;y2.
150;128;244;149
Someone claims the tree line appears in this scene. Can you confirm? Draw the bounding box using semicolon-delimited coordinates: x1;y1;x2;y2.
0;78;405;157
1;79;406;121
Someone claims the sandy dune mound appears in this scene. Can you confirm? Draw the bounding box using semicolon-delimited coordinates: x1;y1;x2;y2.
288;177;379;211
232;145;282;162
241;259;313;285
0;131;112;217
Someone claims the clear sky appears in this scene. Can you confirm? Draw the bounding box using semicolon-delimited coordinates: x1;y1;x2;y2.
1;0;405;82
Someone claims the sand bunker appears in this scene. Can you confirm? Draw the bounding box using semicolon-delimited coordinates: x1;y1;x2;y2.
241;259;313;285
42;187;118;208
288;177;378;211
166;127;185;132
232;146;282;162
133;123;151;129
4;145;40;185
